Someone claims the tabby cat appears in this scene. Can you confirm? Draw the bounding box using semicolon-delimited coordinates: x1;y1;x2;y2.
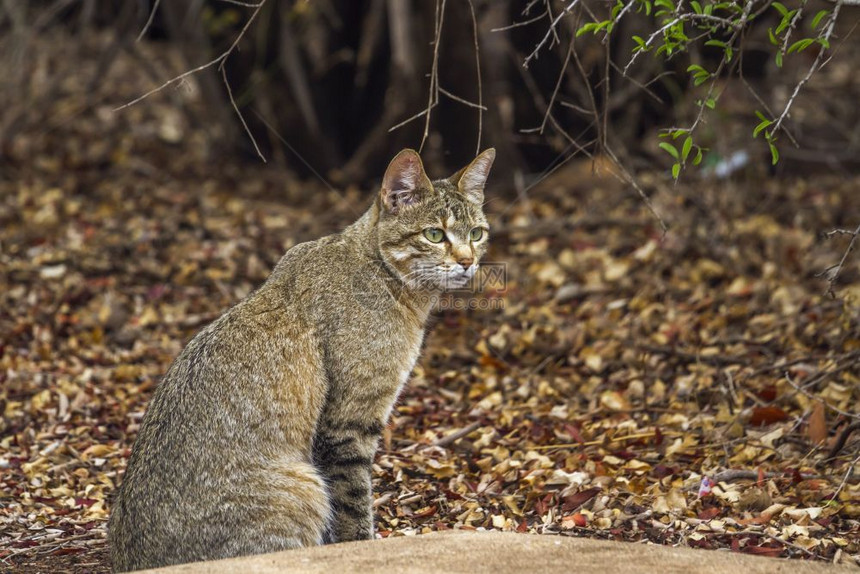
108;148;496;571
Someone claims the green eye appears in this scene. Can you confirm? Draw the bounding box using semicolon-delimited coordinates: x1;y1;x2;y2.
423;228;445;243
469;228;484;241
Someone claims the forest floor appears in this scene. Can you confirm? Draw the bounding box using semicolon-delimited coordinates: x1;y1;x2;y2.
2;33;860;573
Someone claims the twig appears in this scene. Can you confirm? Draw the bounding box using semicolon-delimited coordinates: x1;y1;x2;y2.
523;0;580;68
760;532;821;559
437;87;486;110
540;39;574;135
817;222;860;297
604;147;668;234
221;66;265;163
771;0;844;137
419;0;446;153
623;10;739;77
785;372;859;420
115;0;265;112
826;451;860;502
136;0;161;42
388;102;438;133
250;108;338;195
491;12;546;32
778;0;807;60
216;0;265;6
530;430;684;450
466;0;483;155
432;421;482;447
686;0;754;137
826;422;860;459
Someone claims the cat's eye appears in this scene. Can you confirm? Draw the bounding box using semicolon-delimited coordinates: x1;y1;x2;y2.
469;228;484;241
423;228;445;243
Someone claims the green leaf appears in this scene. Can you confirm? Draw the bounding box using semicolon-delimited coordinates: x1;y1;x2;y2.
704;40;727;48
775;51;783;68
633;35;646;47
753;119;772;138
754;110;768;122
787;38;814;54
576;22;599;37
693;74;709;86
772;2;788;17
704;4;713;15
681;136;693;162
671;162;681;179
672;129;687;139
691;0;702;13
769;142;779;165
693;147;703;166
811;9;829;30
686;64;707;75
705;98;716;109
659;142;679;159
818;37;830;50
775;10;797;34
767;27;778;46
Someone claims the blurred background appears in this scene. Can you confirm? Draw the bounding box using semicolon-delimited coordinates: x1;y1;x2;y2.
2;2;860;572
2;0;859;189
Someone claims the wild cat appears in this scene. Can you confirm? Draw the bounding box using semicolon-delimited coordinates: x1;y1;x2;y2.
108;148;496;571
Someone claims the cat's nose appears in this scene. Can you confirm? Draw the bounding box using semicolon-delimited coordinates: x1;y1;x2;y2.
457;256;474;269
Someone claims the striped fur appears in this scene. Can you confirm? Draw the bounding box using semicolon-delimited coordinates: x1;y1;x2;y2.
108;149;495;571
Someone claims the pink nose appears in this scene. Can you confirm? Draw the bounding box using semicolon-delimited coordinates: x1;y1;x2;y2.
458;256;474;268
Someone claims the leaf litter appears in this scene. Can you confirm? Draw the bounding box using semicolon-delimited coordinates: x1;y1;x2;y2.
1;32;859;573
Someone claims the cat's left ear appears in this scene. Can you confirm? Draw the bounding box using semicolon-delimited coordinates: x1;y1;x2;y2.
450;148;496;204
381;149;433;214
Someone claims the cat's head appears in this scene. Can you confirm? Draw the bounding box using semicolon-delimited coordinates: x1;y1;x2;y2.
375;148;495;291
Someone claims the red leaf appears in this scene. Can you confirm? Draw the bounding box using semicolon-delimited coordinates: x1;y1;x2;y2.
563;423;585;444
756;385;778;402
697;506;721;520
516;520;528;533
807;402;828;444
652;464;675;479
562;488;601;511
749;406;789;426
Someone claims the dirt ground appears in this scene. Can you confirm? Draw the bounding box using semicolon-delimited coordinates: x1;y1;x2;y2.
1;32;859;573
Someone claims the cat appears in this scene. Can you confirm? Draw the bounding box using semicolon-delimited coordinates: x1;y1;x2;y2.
108;148;496;571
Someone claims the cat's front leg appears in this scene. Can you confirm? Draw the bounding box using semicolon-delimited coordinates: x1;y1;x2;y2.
313;419;382;543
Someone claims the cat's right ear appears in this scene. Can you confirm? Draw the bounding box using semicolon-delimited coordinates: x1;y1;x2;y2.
380;149;433;214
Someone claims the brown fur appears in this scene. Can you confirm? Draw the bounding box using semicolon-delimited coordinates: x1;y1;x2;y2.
108;149;496;571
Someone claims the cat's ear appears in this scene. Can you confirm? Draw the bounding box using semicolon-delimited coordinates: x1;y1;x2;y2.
450;148;496;204
380;149;433;214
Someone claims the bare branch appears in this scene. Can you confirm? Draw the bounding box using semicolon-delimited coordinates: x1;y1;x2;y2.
817;222;860;297
540;39;574;135
221;66;265;163
419;0;447;153
136;0;161;42
438;87;487;110
523;0;580;69
491;12;546;33
772;0;844;137
466;0;483;155
115;0;266;112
